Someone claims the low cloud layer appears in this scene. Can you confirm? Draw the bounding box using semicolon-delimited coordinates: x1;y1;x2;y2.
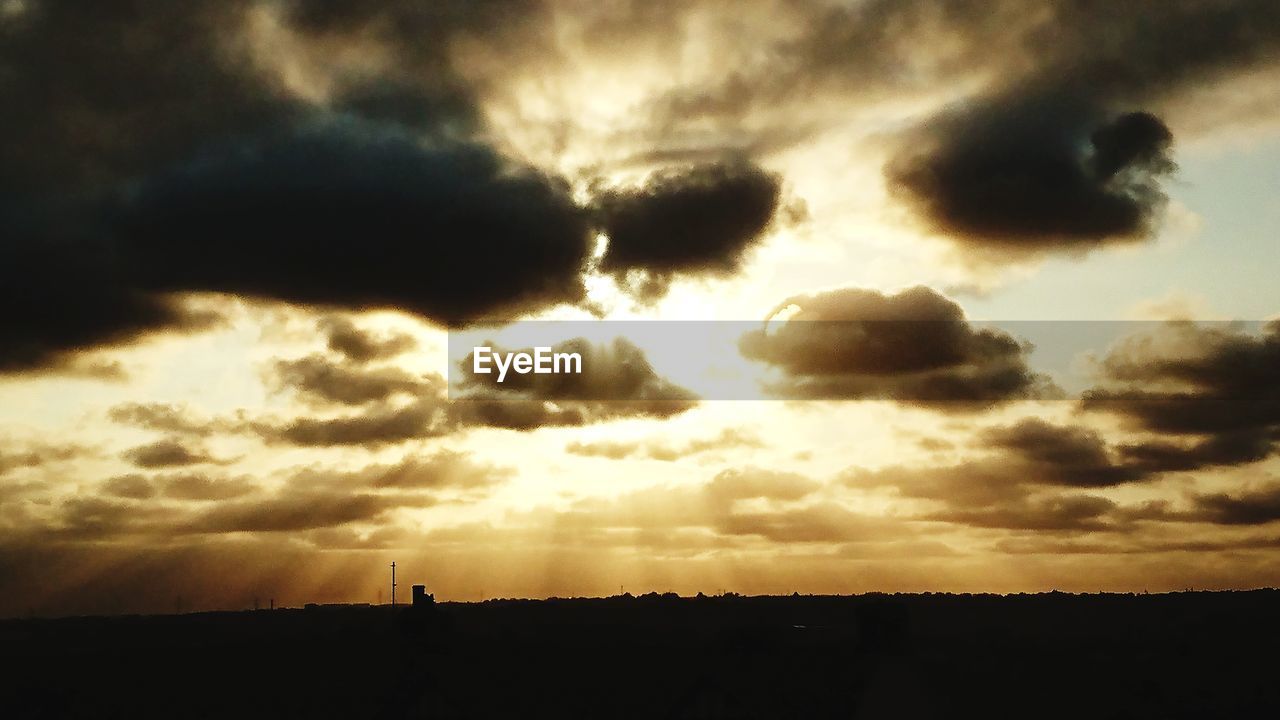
113;334;701;448
847;419;1149;520
60;449;509;542
849;402;1280;534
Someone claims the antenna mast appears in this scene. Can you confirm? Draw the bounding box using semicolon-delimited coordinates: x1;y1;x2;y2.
390;561;397;607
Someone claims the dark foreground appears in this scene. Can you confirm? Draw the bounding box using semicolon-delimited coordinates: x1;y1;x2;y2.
3;590;1278;719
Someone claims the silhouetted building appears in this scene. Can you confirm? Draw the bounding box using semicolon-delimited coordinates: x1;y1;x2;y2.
412;584;435;608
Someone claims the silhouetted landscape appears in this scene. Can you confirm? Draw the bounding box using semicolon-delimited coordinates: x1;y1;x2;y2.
4;590;1278;718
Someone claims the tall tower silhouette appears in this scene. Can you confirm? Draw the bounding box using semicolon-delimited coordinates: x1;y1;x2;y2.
390;561;397;607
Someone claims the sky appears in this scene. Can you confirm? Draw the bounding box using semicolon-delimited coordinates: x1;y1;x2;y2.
2;0;1280;617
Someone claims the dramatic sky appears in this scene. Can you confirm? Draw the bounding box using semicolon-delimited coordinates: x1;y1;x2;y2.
3;0;1280;617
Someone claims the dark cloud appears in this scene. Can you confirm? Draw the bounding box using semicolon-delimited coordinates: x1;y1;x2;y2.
57;452;499;541
916;437;955;453
882;0;1280;252
1083;321;1280;472
56;460;498;541
40;356;130;382
927;494;1118;532
255;399;453;448
121;439;221;469
993;533;1280;556
1117;432;1277;475
317;316;417;364
448;395;696;432
160;473;259;502
0;0;277;371
0;0;552;193
852;463;1133;533
887;106;1175;250
0;0;289;194
848;460;1020;509
846;419;1152;518
117;121;594;325
0;1;600;372
740;286;1057;407
0;234;222;373
1112;482;1280;527
1190;484;1280;526
982;420;1147;488
256;357;457;445
184;491;431;534
279;0;552;104
183;450;506;532
847;410;1280;532
628;1;1280;255
592;161;782;301
6;2;1280;375
271;354;428;405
